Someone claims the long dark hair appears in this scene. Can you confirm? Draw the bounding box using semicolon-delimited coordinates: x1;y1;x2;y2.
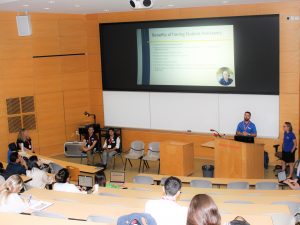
94;171;106;187
187;194;221;225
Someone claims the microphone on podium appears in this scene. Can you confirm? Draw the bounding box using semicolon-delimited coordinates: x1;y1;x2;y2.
210;129;225;138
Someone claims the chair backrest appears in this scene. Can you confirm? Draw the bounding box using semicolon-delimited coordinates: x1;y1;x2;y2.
133;176;154;185
190;180;212;188
160;177;167;186
0;175;5;186
87;215;116;224
272;201;300;215
227;181;249;189
268;213;294;225
32;211;66;219
148;142;160;158
67;166;80;182
255;182;278;190
224;200;253;204
129;141;145;156
49;162;63;174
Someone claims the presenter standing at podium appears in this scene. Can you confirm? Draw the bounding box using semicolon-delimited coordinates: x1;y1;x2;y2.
236;111;257;137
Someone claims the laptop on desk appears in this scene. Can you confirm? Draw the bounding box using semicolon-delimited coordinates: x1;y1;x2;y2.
110;171;125;184
277;171;287;183
78;175;93;191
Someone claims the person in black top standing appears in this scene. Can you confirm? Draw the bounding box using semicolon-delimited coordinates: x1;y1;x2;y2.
82;125;99;165
16;128;34;152
102;128;120;169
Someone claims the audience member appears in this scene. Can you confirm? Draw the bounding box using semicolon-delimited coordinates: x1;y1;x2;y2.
95;170;107;187
82;125;99;165
26;155;53;189
0;175;28;213
145;176;187;225
16;128;34;152
186;194;221;225
4;152;27;179
102;128;121;168
53;168;82;193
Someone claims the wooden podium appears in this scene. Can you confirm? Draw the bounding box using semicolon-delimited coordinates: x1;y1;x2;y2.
160;141;194;176
214;138;264;179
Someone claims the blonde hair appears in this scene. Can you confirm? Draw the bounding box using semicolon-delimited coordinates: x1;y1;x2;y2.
17;128;26;142
0;175;24;205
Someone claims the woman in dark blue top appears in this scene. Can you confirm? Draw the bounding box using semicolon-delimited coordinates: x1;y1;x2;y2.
282;122;297;179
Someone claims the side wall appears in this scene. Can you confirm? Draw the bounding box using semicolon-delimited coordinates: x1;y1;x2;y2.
0;13;103;160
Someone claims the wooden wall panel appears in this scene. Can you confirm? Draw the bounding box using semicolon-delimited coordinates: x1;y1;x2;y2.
93;1;300;163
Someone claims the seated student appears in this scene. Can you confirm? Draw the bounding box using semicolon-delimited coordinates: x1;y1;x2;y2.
4;152;27;179
102;128;121;168
16;128;34;152
0;175;29;213
186;194;221;225
283;178;300;190
82;125;99;165
53;168;82;193
145;176;187;225
92;171;107;194
26;155;54;189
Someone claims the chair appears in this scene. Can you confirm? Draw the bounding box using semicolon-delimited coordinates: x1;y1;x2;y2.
142;142;160;174
224;200;253;204
190;180;212;188
112;151;125;169
227;181;249;189
124;141;145;172
0;175;5;186
160;177;167;186
49;162;63;174
255;181;278;190
32;211;66;219
268;213;294;225
67;166;80;182
133;175;154;185
87;215;117;224
272;201;300;215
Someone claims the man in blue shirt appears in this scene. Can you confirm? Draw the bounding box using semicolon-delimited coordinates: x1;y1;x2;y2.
236;111;257;137
4;152;27;179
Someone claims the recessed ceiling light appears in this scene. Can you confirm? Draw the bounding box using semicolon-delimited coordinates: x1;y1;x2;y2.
223;0;229;3
167;4;174;7
23;4;29;7
48;0;55;3
75;4;80;7
44;7;50;10
104;9;109;12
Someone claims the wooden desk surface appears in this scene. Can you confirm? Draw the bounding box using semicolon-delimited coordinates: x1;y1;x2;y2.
0;213;109;225
25;188;290;216
202;140;215;149
138;173;278;186
25;152;102;174
125;183;299;196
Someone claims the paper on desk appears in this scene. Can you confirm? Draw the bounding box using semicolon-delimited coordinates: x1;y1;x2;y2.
29;200;53;211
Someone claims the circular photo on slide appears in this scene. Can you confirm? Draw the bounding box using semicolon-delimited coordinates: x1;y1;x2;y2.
216;67;234;86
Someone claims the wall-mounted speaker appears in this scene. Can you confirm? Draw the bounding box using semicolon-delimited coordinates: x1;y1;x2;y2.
16;15;32;36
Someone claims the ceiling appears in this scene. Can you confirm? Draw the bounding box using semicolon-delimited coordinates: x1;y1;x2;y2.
0;0;288;14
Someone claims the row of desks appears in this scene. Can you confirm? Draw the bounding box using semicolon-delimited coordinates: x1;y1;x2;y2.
138;173;279;186
23;187;288;224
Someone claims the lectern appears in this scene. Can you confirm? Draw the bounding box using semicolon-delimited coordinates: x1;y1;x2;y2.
160;141;194;176
214;139;264;179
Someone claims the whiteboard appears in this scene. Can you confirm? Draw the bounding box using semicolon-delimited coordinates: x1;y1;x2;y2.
103;91;150;129
150;92;219;132
103;91;279;138
218;94;279;138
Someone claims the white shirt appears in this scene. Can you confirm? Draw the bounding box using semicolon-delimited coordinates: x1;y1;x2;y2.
53;183;81;193
145;199;188;225
26;168;52;189
0;193;29;213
